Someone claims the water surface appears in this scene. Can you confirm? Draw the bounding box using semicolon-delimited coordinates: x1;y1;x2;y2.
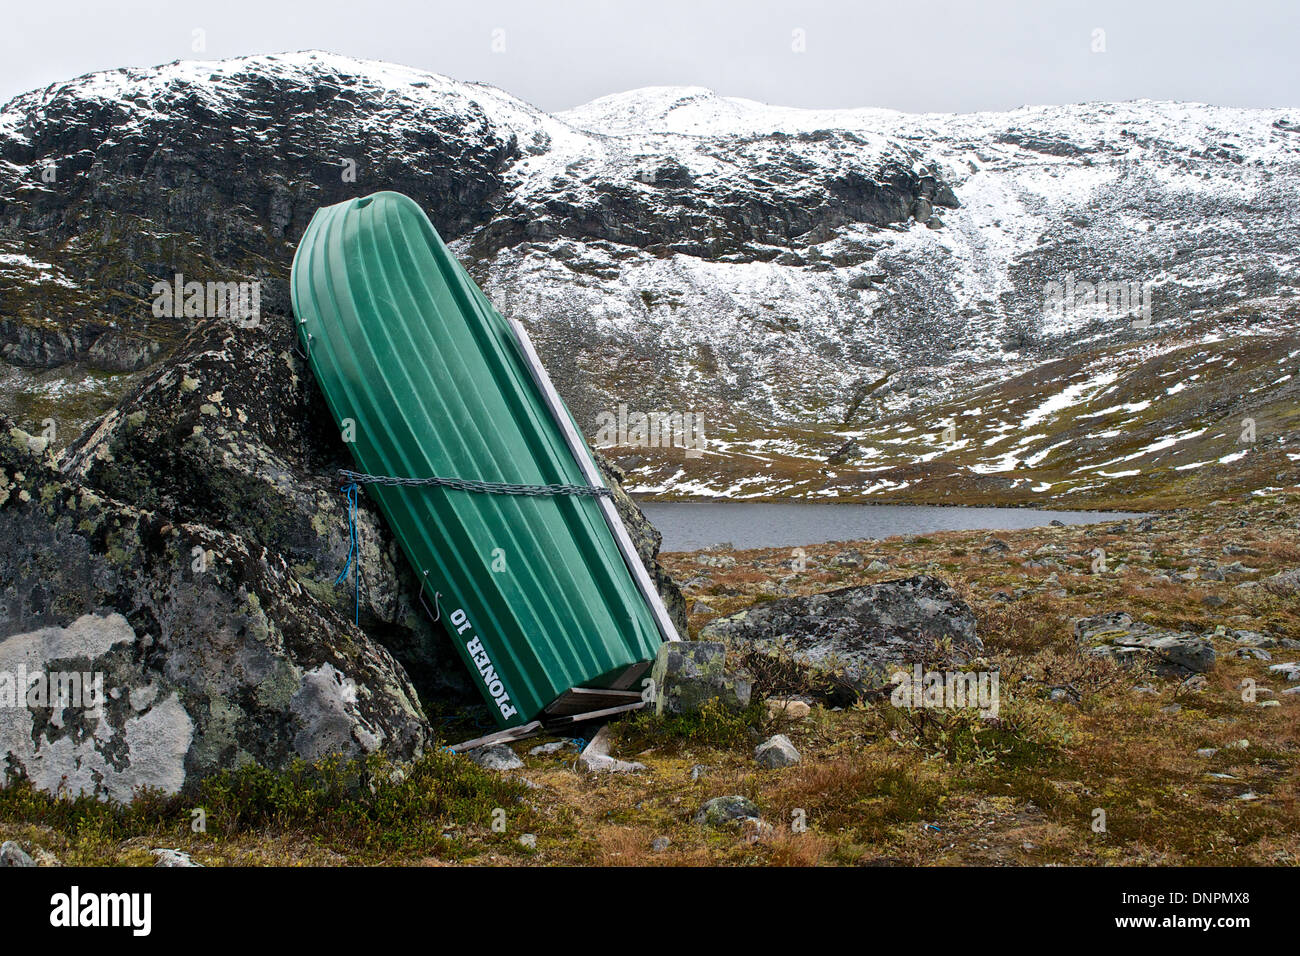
638;501;1149;552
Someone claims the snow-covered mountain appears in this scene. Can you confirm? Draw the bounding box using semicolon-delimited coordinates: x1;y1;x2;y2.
1;52;1296;507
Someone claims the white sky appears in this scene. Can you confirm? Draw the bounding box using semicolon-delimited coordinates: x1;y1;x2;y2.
3;0;1298;113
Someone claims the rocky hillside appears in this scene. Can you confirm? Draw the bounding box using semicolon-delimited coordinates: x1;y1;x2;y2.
0;51;1296;506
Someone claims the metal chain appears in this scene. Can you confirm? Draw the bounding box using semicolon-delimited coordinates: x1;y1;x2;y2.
339;468;613;498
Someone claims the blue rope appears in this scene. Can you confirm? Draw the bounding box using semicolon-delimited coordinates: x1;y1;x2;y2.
335;482;360;624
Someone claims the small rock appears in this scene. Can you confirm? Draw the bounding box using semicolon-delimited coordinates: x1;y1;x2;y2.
695;795;760;826
518;833;536;849
1180;674;1208;693
151;848;202;867
1160;703;1182;715
689;764;709;781
0;842;36;867
1226;739;1250;750
651;836;671;852
765;697;812;720
865;559;890;573
468;744;525;771
741;817;774;843
1195;748;1218;758
1268;662;1300;681
754;733;801;769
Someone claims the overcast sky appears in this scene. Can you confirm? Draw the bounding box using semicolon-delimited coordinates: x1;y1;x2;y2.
4;0;1298;113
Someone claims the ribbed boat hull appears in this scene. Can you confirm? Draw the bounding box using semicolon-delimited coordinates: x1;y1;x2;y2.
290;191;665;727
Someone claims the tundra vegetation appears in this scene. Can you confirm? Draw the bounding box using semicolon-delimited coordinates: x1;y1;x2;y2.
3;491;1296;866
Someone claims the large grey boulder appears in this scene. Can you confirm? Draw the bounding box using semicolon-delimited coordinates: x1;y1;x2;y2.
0;417;427;801
649;641;752;716
1074;612;1216;676
699;575;980;702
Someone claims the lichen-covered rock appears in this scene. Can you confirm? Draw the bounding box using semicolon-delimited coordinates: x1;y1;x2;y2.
699;575;980;701
1074;612;1216;676
694;795;760;826
0;841;36;867
466;744;524;772
0;416;427;800
649;641;752;716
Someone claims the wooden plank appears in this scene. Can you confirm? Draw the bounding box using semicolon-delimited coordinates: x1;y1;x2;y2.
447;720;543;753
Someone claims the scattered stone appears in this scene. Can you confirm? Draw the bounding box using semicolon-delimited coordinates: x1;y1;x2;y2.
1075;611;1216;675
1268;662;1300;681
151;848;202;867
1180;674;1208;693
865;559;890;573
1160;703;1182;715
765;697;812;720
1228;630;1277;648
518;833;536;849
1264;568;1300;595
741;817;775;843
468;744;525;772
695;795;760;826
1260;700;1280;708
1195;748;1218;758
1226;739;1250;750
689;764;709;781
754;733;802;768
0;841;35;867
649;641;752;716
651;836;671;852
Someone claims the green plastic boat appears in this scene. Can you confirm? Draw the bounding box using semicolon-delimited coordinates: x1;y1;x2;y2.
290;191;678;733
